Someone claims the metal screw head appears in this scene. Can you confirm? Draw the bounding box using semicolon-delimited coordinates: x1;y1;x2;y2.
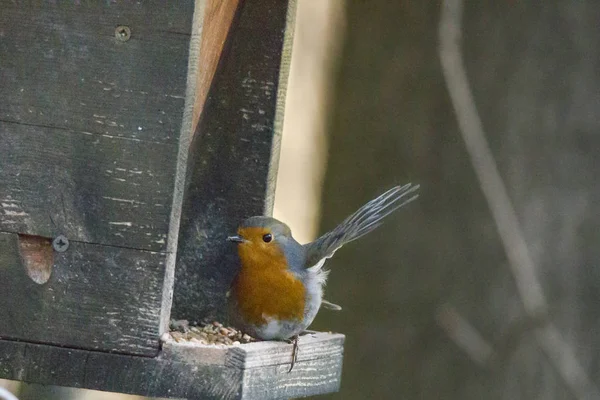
115;25;131;42
52;235;69;253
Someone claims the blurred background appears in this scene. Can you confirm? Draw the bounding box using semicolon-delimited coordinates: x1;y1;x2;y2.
3;0;600;399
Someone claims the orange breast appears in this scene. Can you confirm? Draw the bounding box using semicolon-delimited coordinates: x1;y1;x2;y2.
232;230;305;326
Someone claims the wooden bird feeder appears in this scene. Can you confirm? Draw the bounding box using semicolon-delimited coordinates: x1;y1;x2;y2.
0;1;344;398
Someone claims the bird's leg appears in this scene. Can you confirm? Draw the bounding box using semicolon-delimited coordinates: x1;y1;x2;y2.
287;335;299;372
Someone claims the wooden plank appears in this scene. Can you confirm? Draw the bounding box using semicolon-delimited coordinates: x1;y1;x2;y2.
162;332;345;368
225;332;345;369
0;340;239;400
172;0;296;324
192;0;241;133
0;332;343;399
157;0;241;335
241;356;342;400
0;232;165;356
0;121;176;251
0;1;193;144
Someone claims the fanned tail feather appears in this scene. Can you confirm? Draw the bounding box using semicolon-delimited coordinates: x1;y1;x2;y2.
304;183;419;268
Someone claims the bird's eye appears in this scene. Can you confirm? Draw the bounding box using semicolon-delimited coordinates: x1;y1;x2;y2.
262;233;273;243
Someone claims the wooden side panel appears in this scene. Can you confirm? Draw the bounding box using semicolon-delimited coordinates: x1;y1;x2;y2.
0;1;193;144
0;1;196;251
0;122;176;251
0;232;165;355
172;0;296;323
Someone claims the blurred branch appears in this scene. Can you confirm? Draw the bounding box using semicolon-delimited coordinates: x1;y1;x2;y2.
439;0;546;314
436;304;496;367
436;304;551;369
438;0;599;398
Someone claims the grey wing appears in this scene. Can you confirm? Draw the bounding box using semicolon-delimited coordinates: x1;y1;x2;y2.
303;183;419;268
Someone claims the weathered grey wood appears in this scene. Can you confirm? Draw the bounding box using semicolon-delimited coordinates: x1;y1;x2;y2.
0;339;239;400
0;0;207;360
0;232;164;355
0;332;344;399
241;356;342;400
172;0;296;324
0;121;176;252
0;0;196;252
161;332;345;369
0;1;193;144
226;332;345;369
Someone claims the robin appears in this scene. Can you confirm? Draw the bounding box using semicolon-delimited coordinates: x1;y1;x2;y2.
227;183;419;370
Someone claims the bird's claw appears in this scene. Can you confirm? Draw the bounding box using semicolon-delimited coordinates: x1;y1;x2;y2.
287;335;299;373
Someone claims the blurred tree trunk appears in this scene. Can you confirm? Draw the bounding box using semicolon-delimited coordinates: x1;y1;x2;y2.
312;1;600;399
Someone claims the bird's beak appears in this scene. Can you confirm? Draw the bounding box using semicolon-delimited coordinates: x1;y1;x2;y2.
227;235;244;243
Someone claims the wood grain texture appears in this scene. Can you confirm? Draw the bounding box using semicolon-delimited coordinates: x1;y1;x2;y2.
192;0;241;133
161;332;345;368
0;0;205;361
226;332;345;369
157;0;240;336
0;232;165;356
0;332;343;399
172;0;297;324
0;340;241;400
0;121;176;252
241;355;342;400
0;0;197;252
0;1;193;144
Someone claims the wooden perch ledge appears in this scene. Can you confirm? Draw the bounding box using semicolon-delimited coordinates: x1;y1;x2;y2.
0;332;344;400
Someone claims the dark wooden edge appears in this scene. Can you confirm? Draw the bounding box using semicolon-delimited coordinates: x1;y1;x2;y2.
159;0;243;334
0;332;344;400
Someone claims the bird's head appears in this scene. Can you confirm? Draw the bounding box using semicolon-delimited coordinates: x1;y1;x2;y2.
227;216;297;270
